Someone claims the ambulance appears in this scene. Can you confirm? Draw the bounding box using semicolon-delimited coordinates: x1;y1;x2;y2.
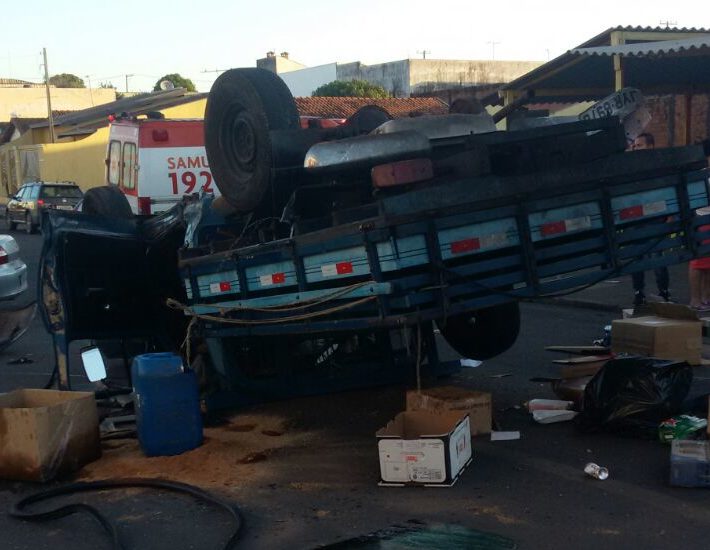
106;115;219;214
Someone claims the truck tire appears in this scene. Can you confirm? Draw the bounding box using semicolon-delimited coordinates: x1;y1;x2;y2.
204;68;300;214
437;302;520;361
81;186;133;218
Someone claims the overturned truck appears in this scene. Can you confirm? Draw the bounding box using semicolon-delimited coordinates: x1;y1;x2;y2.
40;69;710;408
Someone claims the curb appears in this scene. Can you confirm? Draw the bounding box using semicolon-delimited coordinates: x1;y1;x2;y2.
526;297;622;314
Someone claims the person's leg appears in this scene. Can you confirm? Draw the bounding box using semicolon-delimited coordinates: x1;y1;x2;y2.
689;265;703;307
701;269;710;304
655;266;670;300
632;271;646;305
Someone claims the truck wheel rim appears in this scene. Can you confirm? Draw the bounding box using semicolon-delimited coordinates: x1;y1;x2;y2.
224;108;258;171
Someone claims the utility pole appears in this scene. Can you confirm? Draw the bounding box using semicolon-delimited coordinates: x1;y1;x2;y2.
42;47;55;143
659;19;677;29
416;50;431;60
86;74;94;106
125;74;134;93
487;41;500;61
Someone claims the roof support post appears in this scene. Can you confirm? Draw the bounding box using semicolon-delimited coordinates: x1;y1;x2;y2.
610;30;625;91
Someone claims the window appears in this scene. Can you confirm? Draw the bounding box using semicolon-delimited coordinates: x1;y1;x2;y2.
40;185;83;199
16;186;28;200
29;185;40;199
107;141;121;185
122;142;137;190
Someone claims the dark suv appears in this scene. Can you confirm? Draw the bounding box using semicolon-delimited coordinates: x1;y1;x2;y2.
6;181;83;233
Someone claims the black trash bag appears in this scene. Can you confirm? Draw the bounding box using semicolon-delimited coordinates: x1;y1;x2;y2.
575;356;693;438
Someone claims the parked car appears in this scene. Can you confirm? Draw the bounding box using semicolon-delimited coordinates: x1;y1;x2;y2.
6;181;84;233
0;235;27;300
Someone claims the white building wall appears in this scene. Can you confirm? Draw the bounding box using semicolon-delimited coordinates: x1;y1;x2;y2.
279;63;338;97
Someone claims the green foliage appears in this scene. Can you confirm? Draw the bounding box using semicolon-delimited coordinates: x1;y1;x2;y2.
153;73;196;92
99;81;115;89
48;73;85;88
312;80;390;98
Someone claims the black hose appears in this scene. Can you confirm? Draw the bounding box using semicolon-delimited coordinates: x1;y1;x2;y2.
9;478;244;550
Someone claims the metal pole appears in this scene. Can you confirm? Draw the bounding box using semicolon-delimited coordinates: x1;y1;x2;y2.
42;48;55;143
86;75;94;106
125;74;134;93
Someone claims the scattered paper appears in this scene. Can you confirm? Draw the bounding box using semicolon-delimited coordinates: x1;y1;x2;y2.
491;431;521;441
532;410;579;424
527;399;574;412
460;358;483;368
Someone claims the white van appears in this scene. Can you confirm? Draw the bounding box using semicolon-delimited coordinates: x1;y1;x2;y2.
106;116;219;214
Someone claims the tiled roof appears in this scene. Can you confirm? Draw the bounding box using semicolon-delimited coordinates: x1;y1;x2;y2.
295;96;448;119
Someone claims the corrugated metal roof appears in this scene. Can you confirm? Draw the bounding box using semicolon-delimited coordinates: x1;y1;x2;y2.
577;26;710;48
30;89;207;134
570;36;710;57
501;27;710;102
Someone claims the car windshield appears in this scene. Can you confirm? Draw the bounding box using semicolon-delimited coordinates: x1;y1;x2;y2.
40;185;83;199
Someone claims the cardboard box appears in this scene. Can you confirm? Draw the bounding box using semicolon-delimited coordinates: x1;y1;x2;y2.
377;410;472;487
611;303;702;365
0;389;101;481
406;386;491;436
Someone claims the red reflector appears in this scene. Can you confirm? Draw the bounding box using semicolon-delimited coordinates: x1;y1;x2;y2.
152;129;169;142
219;282;231;292
272;273;285;284
620;205;644;220
137;197;152;215
540;221;567;237
0;247;7;266
335;262;353;275
37;199;45;206
451;238;481;254
371;158;434;188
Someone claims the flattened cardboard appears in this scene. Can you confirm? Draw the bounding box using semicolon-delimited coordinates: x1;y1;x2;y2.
0;389;101;482
612;303;702;365
406;386;491;436
377;410;472;487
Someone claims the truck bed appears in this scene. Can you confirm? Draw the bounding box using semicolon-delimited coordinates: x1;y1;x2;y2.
178;143;710;337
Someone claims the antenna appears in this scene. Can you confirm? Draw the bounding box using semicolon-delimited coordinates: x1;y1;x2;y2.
487;41;501;61
159;80;175;91
659;19;677;28
416;50;431;60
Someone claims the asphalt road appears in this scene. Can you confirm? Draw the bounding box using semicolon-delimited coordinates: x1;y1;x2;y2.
1;230;709;549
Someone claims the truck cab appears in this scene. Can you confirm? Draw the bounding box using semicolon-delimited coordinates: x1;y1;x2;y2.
106;116;219;214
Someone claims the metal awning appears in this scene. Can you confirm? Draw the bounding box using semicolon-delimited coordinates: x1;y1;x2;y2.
570;36;710;57
501;28;710;104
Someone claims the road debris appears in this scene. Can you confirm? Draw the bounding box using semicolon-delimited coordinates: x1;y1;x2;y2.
584;462;609;480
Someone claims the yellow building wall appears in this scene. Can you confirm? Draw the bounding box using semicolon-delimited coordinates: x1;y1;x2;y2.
0;88;117;122
38;128;110;190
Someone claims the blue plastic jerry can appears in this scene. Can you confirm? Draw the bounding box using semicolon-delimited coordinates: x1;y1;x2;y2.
131;352;203;457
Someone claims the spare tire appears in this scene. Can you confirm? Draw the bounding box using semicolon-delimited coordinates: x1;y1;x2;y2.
438;302;520;361
81;186;133;218
204;68;300;215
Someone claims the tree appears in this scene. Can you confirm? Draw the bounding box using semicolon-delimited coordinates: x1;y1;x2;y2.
153;73;196;92
312;80;390;98
48;73;85;88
